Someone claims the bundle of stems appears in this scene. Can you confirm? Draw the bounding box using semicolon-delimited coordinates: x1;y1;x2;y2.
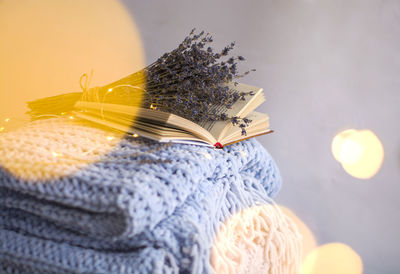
27;29;255;130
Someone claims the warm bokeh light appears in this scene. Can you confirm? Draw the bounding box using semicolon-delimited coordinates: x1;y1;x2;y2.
0;0;144;121
280;207;317;262
332;129;357;163
302;243;363;274
212;205;363;274
211;204;302;274
0;0;144;180
331;129;384;179
0;118;126;181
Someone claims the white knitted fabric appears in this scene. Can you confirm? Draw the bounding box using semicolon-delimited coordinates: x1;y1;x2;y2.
0;118;122;181
211;204;302;274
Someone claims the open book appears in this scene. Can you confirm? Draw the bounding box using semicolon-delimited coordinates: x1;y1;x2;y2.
72;83;272;148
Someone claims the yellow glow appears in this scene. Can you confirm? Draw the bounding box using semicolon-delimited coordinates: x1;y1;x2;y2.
106;136;115;141
150;104;157;110
132;133;139;137
4;118;10;122
51;151;62;158
0;0;145;121
302;243;363;274
339;138;364;165
280;207;317;262
0;127;4;132
331;129;357;162
332;129;384;179
0;0;145;180
108;88;113;92
0;120;127;181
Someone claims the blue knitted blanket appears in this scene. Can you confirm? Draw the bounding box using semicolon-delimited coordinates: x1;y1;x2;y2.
0;119;283;273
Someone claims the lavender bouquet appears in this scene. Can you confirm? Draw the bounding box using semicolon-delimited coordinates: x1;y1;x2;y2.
27;29;257;131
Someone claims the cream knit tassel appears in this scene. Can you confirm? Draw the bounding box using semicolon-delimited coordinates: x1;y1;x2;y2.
211;202;302;274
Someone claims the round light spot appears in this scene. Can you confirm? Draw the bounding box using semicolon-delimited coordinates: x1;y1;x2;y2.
0;0;145;180
302;243;363;274
331;129;357;162
280;207;317;262
331;129;384;179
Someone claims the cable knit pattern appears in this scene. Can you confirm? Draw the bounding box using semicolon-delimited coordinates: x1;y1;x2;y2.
0;118;300;273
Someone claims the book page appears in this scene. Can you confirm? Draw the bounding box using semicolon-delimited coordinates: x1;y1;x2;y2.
73;82;265;145
219;112;270;144
74;101;217;144
224;82;264;118
201;82;265;140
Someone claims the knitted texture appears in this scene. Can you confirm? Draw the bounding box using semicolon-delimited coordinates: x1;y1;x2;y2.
0;118;301;273
211;205;301;274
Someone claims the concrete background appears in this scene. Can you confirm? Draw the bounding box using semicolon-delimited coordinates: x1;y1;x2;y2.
123;0;400;272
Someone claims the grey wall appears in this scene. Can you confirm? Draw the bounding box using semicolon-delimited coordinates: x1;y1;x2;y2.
123;0;400;272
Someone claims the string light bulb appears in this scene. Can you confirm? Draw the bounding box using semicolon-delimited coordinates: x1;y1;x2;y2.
51;151;63;158
106;136;115;141
4;118;10;122
132;133;139;137
69;116;74;120
0;126;4;132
